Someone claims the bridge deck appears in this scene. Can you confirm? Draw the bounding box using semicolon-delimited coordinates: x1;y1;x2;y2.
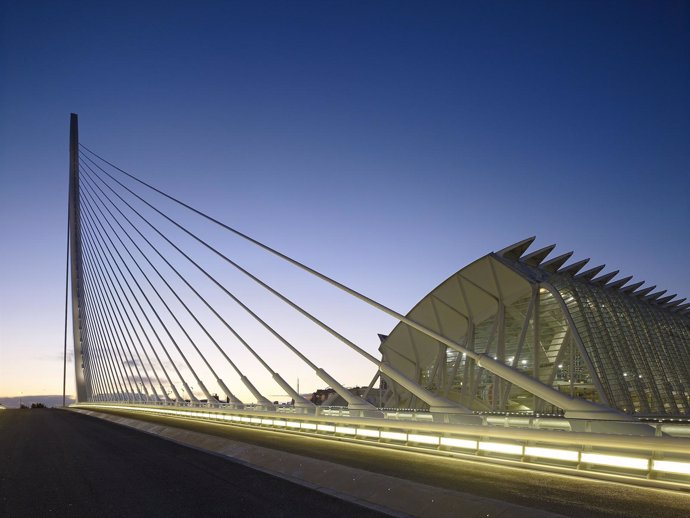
79;407;690;518
0;409;385;517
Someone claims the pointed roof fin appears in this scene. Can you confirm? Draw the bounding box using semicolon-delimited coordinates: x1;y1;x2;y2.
576;264;606;280
621;280;644;293
522;244;556;266
655;294;676;305
664;298;686;309
540;251;573;272
644;290;667;302
606;275;632;290
496;236;536;260
558;258;590;275
593;270;619;285
634;285;657;298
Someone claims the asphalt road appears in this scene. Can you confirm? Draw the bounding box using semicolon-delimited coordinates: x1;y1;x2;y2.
0;409;387;518
86;408;690;518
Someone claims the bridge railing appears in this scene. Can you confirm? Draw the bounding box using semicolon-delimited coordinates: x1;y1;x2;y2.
74;401;690;490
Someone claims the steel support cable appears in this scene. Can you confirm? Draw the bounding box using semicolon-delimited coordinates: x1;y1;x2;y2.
79;153;458;411
79;163;368;409
81;243;139;402
80;268;128;401
84;176;275;405
80;147;622;418
78;152;377;365
79;216;156;402
77;320;96;401
83;224;162;402
77;199;180;404
83;250;145;402
79;165;360;408
81;308;115;401
79;185;175;403
79;240;129;401
82;328;105;402
74;296;94;401
82;253;143;402
79;194;204;404
78;287;118;402
80;210;185;403
77;146;427;339
83;182;231;404
81;175;305;409
80;228;145;402
81;214;179;403
78;192;161;401
84;193;224;403
81;188;219;405
81;242;160;402
81;262;126;402
79;167;310;408
79;313;103;402
81;181;255;407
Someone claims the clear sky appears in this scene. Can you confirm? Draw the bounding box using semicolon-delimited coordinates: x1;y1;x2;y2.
1;1;688;403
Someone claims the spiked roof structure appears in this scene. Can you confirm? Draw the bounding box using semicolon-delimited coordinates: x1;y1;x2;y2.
496;237;689;313
379;237;690;417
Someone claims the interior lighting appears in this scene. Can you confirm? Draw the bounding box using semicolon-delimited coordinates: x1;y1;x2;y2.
652;460;690;475
524;447;578;462
440;437;477;449
335;426;356;435
356;428;380;438
317;424;335;432
380;431;407;442
408;434;440;446
580;453;648;470
478;442;522;455
261;419;273;425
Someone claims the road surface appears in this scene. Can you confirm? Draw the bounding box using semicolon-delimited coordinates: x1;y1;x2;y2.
0;409;387;517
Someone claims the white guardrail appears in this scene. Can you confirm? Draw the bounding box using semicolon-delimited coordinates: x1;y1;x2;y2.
75;402;690;489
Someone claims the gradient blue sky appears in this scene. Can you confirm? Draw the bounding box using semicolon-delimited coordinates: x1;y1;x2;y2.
1;1;688;402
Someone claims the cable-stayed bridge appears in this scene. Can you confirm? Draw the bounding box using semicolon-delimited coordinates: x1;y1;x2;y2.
64;114;690;492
